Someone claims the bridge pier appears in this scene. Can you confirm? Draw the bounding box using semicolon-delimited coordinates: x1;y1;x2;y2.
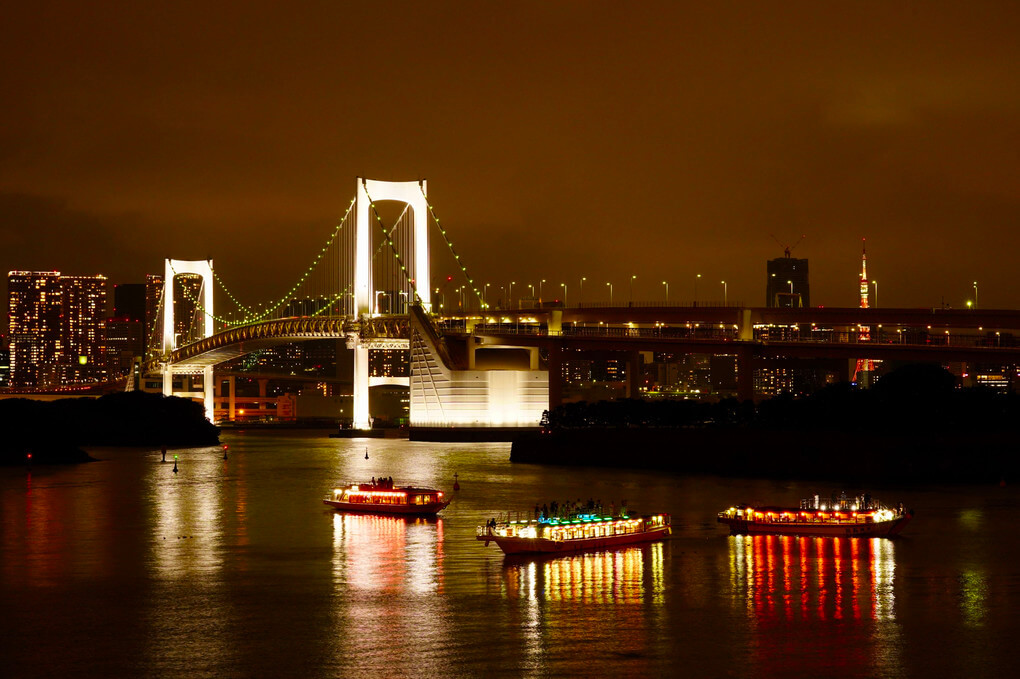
203;366;215;422
352;342;370;430
736;345;754;402
624;351;644;399
547;341;563;411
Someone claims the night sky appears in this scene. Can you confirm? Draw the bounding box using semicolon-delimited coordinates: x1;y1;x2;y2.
2;1;1018;326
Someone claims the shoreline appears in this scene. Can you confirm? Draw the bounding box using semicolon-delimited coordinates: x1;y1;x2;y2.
511;428;1019;484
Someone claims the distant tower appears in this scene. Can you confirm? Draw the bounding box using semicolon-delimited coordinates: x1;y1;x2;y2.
853;239;874;384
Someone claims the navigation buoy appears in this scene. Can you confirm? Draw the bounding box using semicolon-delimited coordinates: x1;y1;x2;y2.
453;472;460;491
365;448;369;460
173;454;178;474
223;444;229;460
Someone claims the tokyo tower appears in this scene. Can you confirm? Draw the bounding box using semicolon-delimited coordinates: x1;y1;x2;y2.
853;239;874;383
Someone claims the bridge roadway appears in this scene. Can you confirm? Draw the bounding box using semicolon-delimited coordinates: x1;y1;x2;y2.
470;304;1020;331
156;305;1020;370
152;305;1020;404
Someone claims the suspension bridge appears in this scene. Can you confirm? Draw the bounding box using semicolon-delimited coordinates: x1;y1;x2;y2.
148;178;546;430
146;177;1020;431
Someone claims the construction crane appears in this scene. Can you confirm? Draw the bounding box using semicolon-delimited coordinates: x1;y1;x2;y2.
771;234;806;258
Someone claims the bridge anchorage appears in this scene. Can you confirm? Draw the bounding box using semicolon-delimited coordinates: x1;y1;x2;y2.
152;177;549;433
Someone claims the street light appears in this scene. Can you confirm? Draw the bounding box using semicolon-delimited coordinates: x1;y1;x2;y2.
973;281;978;308
630;275;637;304
483;283;490;309
721;281;727;306
509;281;515;310
579;277;586;304
662;280;669;303
561;283;568;306
539;279;546;302
694;274;701;304
606;282;613;305
872;280;878;308
374;290;388;314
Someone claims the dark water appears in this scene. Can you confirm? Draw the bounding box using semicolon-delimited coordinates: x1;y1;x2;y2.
2;431;1018;678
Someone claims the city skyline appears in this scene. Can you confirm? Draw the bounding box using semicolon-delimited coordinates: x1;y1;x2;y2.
2;3;1019;318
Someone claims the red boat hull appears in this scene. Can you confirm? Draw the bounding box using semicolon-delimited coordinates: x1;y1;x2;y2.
323;499;450;516
477;525;670;555
718;514;911;538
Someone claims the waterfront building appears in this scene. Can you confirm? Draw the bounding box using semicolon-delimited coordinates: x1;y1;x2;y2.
369;348;409;377
0;343;9;387
7;271;63;388
172;274;204;347
104;316;144;377
766;256;810;308
144;274;163;358
59;274;108;384
113;283;146;322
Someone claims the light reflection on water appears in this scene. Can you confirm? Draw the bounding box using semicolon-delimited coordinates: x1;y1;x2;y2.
501;543;664;605
729;534;902;677
2;433;1020;677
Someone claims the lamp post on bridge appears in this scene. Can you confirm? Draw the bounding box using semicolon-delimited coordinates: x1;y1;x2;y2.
509;281;515;310
374;290;388;315
694;274;701;305
974;281;978;309
561;283;567;307
629;275;636;305
606;282;613;305
662;281;669;303
721;280;727;306
483;283;490;309
579;277;586;305
872;280;878;308
539;279;546;304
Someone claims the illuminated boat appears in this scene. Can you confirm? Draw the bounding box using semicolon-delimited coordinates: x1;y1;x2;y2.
323;482;450;516
476;513;670;555
717;494;912;538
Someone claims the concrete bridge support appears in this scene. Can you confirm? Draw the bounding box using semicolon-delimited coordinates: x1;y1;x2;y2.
735;345;755;402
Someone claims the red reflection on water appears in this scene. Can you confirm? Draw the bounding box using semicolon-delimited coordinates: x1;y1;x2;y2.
331;513;443;593
730;535;897;676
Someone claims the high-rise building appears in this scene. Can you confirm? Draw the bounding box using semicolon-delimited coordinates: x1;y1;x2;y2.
145;274;163;358
59;275;108;384
369;349;409;377
173;275;203;347
143;273;204;353
113;283;146;322
0;342;10;387
7;271;62;388
766;257;810;308
104;317;144;377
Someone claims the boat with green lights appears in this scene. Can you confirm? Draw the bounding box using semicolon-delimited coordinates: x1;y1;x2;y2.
476;512;671;555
